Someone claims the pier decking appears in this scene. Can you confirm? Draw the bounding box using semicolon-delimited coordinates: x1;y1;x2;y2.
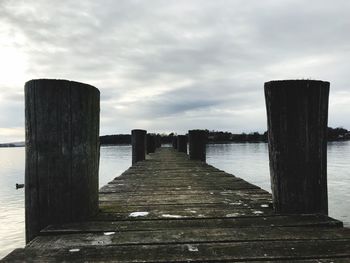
3;147;350;262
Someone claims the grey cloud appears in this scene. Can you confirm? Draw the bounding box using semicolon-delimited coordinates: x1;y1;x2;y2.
0;0;350;141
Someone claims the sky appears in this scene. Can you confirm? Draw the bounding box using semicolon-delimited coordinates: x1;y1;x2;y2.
1;0;350;142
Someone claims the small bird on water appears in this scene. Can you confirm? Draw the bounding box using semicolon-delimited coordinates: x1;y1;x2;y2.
16;183;24;189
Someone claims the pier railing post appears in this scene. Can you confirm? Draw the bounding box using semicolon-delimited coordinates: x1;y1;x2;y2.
188;130;207;162
25;79;100;243
132;129;146;164
172;136;178;149
177;135;187;154
264;80;329;215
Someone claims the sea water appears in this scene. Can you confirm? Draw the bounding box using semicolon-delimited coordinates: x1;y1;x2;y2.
0;142;349;258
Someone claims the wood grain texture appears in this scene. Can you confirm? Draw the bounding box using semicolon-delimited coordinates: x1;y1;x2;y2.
24;79;100;243
264;80;329;214
4;240;350;262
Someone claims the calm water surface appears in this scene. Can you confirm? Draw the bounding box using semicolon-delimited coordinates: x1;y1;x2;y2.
0;142;349;258
0;145;132;259
206;142;350;227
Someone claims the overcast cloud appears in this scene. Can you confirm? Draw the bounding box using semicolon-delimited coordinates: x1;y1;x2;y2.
0;0;350;142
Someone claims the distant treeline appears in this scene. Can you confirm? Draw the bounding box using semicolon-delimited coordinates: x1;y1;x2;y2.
99;127;350;145
0;143;22;147
100;134;131;145
2;127;348;147
207;131;267;143
327;127;350;141
100;133;174;145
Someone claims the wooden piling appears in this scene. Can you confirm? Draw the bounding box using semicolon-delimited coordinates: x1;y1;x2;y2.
177;135;187;154
264;80;329;215
132;129;146;164
25;79;100;243
146;134;156;154
146;134;151;154
156;135;161;148
172;137;178;149
188;130;207;162
150;135;156;153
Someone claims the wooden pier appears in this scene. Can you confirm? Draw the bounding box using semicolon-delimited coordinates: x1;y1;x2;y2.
2;79;350;262
3;147;350;262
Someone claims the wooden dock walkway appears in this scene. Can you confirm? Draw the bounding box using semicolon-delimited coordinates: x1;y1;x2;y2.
3;147;350;262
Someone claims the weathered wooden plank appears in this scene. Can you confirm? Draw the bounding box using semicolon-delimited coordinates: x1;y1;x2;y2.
41;214;343;234
29;226;350;249
100;187;270;196
99;194;272;206
101;184;261;192
4;240;350;262
96;209;273;221
4;147;350;262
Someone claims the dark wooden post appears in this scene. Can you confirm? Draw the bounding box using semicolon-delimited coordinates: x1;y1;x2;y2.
146;134;151;154
146;134;156;154
172;137;178;149
156;134;161;148
188;130;207;162
25;79;100;243
132;129;146;164
150;135;156;153
264;80;329;215
177;135;187;153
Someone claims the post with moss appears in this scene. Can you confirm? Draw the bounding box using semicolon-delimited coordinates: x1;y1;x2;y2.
25;79;100;243
264;79;329;215
177;135;187;154
132;129;146;164
188;130;207;162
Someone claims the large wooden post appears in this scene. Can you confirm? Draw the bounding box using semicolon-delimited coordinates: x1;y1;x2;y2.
150;135;156;153
264;80;329;215
172;136;178;149
146;134;156;154
177;135;187;153
25;79;100;243
188;130;207;162
156;134;161;148
132;129;146;164
146;134;151;154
